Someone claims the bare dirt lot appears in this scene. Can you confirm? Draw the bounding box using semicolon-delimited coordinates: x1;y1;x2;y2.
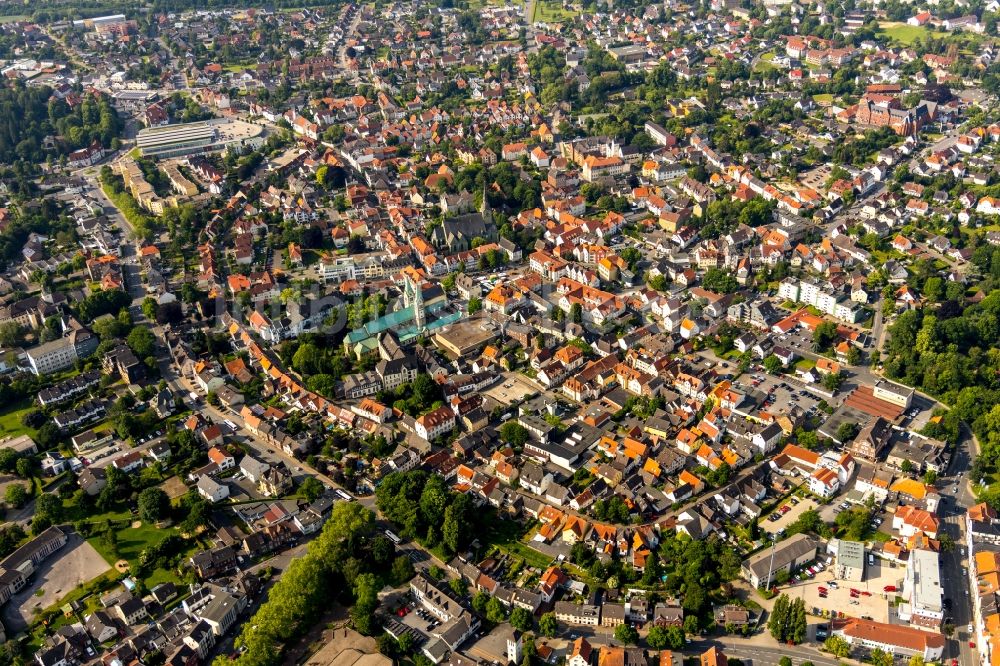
159;475;189;499
2;532;111;632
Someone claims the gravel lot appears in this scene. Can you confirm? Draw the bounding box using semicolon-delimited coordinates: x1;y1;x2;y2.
2;532;111;632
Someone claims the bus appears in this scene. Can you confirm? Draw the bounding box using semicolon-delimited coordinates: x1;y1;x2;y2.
384;529;402;545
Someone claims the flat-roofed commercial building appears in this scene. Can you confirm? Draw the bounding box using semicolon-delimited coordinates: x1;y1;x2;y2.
873;378;914;409
137;119;264;159
899;548;943;630
834;539;865;582
137;122;218;159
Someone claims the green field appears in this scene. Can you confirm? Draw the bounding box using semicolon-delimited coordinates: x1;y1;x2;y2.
86;518;198;586
812;93;834;104
530;0;577;23
0;399;39;440
877;22;948;45
753;52;779;73
0;15;28;23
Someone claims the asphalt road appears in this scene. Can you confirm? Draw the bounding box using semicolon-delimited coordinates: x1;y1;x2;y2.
937;428;978;665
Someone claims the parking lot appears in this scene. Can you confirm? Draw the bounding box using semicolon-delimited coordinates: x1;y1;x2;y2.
731;371;825;420
799;164;833;190
785;555;902;625
400;601;444;636
763;497;819;539
483;372;541;406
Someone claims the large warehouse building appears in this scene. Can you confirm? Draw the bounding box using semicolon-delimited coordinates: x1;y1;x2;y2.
136;119;263;159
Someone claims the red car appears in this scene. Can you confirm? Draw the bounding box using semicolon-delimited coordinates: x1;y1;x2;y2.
861;591;872;597
883;585;896;592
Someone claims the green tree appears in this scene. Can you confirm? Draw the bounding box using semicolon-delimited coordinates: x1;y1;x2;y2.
614;623;638;644
822;371;843;392
486;596;507;624
646;626;670;649
539;612;557;637
370;536;394;566
141;297;158;320
812;321;838;351
316;165;330;188
0;449;17;472
702;268;738;293
499;421;529;447
126;325;156;359
869;648;893;666
845;345;861;366
352;573;379;635
763;355;783;374
449;577;468;598
768;594;789;641
0;322;23;347
138;487;169;524
15;457;35;479
391;556;415;585
836;422;858;442
398;632;415;655
442;496;471;555
299;477;324;503
4;483;27;508
35;493;62;523
822;635;850;657
789;597;807;644
510;606;533;632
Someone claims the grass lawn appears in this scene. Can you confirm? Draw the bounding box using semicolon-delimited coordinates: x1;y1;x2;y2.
531;0;578;23
0;399;39;440
87;519;195;585
812;93;834;104
753;52;779;74
483;519;556;570
0;15;28;23
795;358;816;372
68;492;198;587
877;22;948;46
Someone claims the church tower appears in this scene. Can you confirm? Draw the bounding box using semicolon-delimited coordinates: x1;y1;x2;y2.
506;630;522;665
